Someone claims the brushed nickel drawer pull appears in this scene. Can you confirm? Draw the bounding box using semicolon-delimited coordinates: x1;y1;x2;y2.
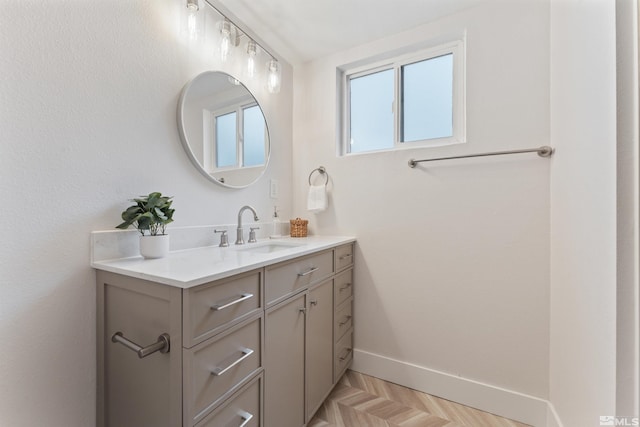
310;300;318;306
339;254;353;261
339;283;352;292
339;348;353;361
339;315;352;327
211;348;254;376
238;411;254;427
298;267;318;277
111;332;170;359
211;293;254;311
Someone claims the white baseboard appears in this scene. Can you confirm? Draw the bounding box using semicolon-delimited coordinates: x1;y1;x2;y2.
352;349;563;427
546;403;564;427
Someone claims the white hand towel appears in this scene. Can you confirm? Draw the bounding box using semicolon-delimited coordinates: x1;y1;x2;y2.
307;185;328;213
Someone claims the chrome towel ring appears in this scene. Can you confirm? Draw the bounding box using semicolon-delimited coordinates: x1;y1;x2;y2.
308;166;329;186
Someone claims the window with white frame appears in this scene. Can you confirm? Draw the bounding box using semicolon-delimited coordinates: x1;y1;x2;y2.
341;40;465;155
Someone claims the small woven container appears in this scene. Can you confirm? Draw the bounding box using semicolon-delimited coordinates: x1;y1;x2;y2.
290;218;308;237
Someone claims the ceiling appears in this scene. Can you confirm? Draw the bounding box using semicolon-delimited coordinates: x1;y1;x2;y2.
216;0;484;65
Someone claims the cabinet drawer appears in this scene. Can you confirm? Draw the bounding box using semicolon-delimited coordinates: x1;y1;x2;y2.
183;270;262;347
265;250;333;306
184;315;262;426
334;297;353;341
334;329;353;383
335;243;354;272
333;268;353;307
197;373;261;427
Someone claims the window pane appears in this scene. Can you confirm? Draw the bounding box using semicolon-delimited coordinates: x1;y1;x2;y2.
243;105;266;167
402;53;453;142
349;69;394;153
216;112;237;167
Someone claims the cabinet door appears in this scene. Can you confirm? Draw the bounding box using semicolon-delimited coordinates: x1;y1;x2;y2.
306;279;334;421
265;293;306;427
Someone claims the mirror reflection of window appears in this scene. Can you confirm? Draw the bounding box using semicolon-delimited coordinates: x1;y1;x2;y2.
213;104;266;169
243;105;266;167
215;111;237;167
178;71;271;188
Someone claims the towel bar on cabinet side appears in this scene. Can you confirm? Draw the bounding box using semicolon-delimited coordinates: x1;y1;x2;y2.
111;331;170;359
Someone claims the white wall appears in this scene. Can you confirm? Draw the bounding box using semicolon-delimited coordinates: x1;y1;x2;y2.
293;0;551;418
0;1;292;425
549;0;618;425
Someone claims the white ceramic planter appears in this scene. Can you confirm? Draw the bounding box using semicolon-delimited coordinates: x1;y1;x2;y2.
139;234;170;259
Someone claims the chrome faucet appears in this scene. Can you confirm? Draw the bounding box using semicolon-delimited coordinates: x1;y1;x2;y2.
236;205;259;245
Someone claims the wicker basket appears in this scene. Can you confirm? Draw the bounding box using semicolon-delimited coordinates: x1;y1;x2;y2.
290;218;308;237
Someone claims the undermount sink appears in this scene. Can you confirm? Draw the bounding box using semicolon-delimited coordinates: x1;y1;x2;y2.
232;240;303;254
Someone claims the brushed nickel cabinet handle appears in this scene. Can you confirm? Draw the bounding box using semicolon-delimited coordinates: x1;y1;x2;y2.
339;315;352;327
238;411;254;427
339;283;352;292
339;348;353;361
211;293;254;311
310;300;318;306
339;254;353;261
111;332;170;359
298;267;318;277
211;348;254;376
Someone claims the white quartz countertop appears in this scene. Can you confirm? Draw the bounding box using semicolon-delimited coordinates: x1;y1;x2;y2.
91;236;355;289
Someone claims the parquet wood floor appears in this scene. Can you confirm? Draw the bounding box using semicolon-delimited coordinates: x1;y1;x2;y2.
308;370;531;427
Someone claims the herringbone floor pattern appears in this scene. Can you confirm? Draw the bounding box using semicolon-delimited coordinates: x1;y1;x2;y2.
308;370;531;427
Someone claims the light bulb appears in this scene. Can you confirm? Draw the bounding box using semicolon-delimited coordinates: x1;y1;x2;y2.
186;0;199;41
246;40;257;78
266;59;281;94
186;0;199;12
220;19;232;62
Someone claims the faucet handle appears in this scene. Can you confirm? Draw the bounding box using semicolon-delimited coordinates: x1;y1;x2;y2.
248;227;260;243
214;229;229;247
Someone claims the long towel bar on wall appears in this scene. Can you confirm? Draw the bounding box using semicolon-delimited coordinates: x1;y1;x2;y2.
407;145;554;168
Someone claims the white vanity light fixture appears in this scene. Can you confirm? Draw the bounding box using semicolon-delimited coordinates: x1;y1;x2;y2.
186;0;199;40
219;18;233;62
266;59;281;94
199;0;282;94
246;39;257;78
182;0;202;42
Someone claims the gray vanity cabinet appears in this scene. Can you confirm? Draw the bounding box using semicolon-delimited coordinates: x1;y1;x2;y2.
97;269;263;427
263;244;354;427
306;279;335;420
96;272;184;427
333;268;354;382
196;373;262;427
96;241;354;427
264;292;306;427
264;278;334;427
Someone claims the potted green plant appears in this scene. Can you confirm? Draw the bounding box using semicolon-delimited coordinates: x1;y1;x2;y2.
116;192;175;259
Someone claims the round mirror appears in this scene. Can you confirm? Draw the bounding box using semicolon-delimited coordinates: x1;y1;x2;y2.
177;71;270;188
